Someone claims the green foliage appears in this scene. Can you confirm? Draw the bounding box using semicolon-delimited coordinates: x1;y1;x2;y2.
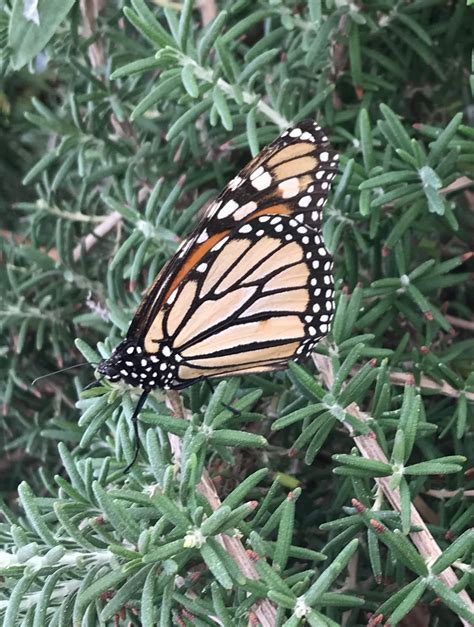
1;0;474;625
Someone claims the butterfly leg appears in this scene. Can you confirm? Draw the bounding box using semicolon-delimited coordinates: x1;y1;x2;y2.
83;377;104;391
221;402;241;416
124;389;149;473
205;379;241;416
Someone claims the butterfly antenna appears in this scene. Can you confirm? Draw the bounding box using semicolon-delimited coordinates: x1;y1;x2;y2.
32;362;97;386
123;390;149;474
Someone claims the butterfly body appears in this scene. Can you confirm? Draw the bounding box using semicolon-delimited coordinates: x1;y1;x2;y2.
98;119;338;392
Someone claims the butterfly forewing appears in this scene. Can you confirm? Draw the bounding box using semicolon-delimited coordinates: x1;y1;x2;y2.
202;119;338;232
98;119;338;390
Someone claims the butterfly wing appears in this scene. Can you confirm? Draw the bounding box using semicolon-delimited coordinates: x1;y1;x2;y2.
202;119;338;233
99;119;338;390
140;213;334;389
127;120;338;338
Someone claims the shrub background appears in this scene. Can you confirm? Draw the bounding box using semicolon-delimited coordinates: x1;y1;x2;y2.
1;1;473;625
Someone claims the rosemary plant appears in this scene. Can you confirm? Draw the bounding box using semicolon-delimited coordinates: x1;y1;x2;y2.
1;1;473;625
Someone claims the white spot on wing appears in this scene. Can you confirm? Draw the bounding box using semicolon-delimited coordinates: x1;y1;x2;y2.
250;166;264;181
251;171;272;190
278;177;300;198
207;201;222;217
298;195;312;207
197;229;208;243
228;176;243;191
211;236;229;252
167;288;178;304
217;199;239;219
234;201;257;220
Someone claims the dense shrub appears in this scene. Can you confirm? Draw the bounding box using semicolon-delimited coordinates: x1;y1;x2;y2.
1;1;473;625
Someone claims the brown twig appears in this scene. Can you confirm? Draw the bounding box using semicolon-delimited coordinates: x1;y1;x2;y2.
80;0;106;69
196;0;218;26
312;354;474;624
425;488;474;499
440;176;474;195
444;314;474;332
165;390;277;626
389;371;474;401
72;211;122;262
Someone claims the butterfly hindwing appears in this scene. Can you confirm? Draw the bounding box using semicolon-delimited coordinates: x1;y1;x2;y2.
138;213;334;388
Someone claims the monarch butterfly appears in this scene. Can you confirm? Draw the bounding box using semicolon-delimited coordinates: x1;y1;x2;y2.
97;119;338;464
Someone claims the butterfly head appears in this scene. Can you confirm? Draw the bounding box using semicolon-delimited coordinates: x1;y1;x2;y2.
97;340;150;389
97;340;177;390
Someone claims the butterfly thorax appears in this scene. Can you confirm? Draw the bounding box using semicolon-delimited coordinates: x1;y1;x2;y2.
97;340;177;390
